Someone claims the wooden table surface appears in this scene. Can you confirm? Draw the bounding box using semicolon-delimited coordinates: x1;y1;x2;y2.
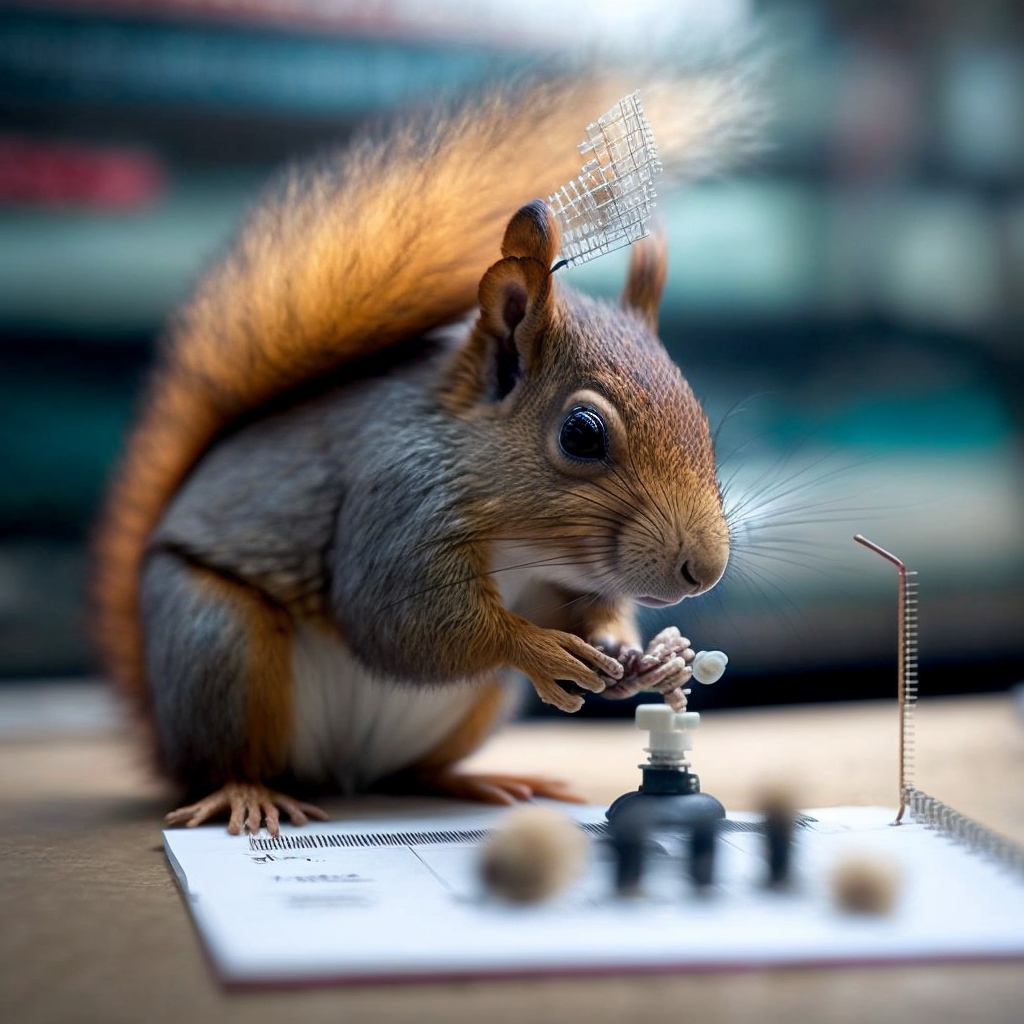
1;690;1022;1024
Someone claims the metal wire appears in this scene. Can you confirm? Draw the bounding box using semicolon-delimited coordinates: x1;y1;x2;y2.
905;787;1024;877
854;534;916;823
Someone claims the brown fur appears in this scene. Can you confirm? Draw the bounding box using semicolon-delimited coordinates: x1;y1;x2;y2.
413;680;509;773
93;66;759;727
621;224;669;331
189;563;294;781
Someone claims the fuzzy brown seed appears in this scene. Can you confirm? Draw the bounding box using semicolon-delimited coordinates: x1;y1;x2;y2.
831;853;901;915
478;806;589;904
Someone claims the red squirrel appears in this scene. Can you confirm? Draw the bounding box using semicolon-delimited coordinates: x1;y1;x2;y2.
93;69;760;836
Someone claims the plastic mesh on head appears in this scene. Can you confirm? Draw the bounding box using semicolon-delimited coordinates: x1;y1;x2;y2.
548;91;663;268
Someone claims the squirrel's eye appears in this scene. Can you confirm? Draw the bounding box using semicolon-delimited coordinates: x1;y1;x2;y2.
558;407;608;461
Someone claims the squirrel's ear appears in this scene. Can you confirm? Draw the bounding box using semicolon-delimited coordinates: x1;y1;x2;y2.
621;224;668;332
501;199;561;265
470;201;559;403
477;255;553;400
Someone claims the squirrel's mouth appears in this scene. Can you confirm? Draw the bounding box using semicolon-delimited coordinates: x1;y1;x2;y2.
636;595;678;609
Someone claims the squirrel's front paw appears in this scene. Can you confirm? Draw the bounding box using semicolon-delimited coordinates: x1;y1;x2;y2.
511;625;623;714
599;626;694;705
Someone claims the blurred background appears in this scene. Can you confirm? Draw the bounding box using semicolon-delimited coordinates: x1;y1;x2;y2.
0;0;1021;720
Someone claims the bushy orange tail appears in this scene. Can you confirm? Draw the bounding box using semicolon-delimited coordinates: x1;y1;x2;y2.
93;64;763;710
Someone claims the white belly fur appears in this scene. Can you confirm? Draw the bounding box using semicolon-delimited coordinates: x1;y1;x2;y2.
289;622;484;794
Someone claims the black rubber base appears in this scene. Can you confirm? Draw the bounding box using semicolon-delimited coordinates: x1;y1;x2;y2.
606;765;726;831
606;788;726;829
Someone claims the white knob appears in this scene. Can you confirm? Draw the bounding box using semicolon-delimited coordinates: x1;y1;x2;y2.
635;705;699;732
692;650;728;685
635;705;700;756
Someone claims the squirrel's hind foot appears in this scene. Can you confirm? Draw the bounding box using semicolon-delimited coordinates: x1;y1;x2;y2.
407;768;587;806
165;782;329;837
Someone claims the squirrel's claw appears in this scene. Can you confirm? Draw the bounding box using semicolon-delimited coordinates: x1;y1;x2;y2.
165;782;329;838
510;624;624;713
637;655;693;693
638;626;692;667
532;679;587;713
600;627;695;703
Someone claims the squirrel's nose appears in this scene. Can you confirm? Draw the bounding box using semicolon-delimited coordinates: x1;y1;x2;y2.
677;541;729;597
680;560;701;591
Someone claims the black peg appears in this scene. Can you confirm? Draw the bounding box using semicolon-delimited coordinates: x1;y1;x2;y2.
688;819;717;890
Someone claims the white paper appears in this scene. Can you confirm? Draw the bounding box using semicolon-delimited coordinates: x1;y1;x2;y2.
163;803;1024;985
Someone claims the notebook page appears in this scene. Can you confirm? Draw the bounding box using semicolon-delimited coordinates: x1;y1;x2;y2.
164;803;1024;985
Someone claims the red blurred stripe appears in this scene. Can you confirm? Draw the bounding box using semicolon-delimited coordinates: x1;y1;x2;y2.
0;135;165;209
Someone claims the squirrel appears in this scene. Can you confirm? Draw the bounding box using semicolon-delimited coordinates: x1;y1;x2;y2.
93;66;761;837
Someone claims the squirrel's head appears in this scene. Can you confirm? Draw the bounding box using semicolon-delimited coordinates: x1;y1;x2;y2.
442;200;729;607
